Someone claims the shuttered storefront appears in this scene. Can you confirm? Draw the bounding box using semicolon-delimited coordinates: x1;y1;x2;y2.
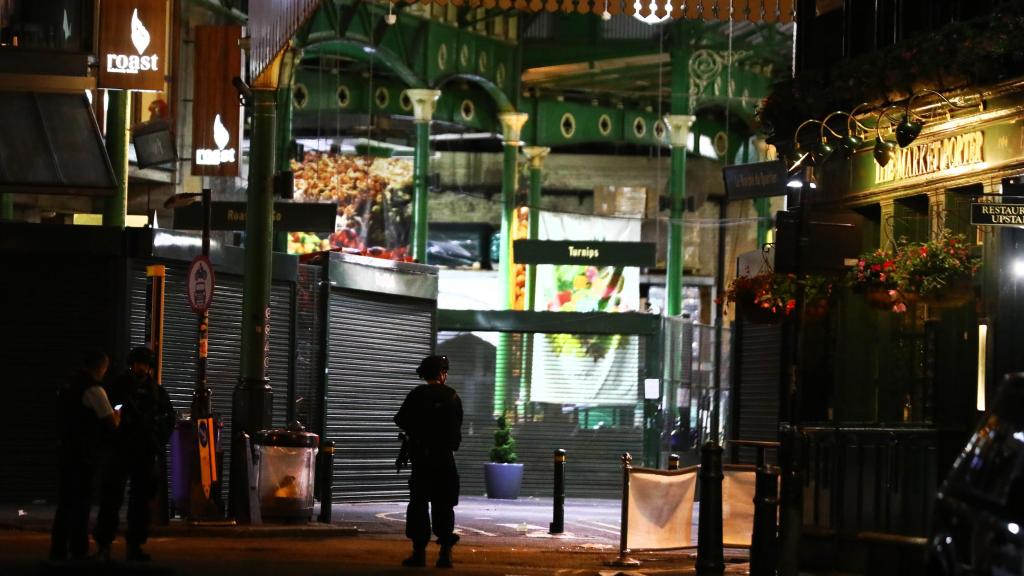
325;290;435;501
439;331;645;499
129;261;295;501
733;321;782;464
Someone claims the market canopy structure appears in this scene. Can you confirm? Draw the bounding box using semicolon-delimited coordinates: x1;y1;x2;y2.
401;0;795;21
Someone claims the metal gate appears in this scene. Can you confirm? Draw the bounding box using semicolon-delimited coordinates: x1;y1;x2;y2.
325;289;436;502
732;321;782;463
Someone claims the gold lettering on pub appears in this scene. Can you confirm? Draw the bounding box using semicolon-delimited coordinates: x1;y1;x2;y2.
875;131;984;184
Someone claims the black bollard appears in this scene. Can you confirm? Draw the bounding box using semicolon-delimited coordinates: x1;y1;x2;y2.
749;446;780;576
668;453;680;470
777;426;803;576
695;441;724;576
317;440;335;524
550;449;566;534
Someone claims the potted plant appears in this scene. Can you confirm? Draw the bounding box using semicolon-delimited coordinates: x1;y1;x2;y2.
892;230;979;308
483;416;523;499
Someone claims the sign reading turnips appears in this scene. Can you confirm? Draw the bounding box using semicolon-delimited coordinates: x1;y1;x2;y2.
192;26;243;177
98;0;167;91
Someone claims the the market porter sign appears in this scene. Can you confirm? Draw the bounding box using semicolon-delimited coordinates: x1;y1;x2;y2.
192;25;243;177
513;240;657;267
98;0;167;91
971;202;1024;226
875;131;985;185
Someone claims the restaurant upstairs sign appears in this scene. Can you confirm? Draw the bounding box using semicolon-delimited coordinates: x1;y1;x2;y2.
98;0;167;92
971;201;1024;226
192;26;242;177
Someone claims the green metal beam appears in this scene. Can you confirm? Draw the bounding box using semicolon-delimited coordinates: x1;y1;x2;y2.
102;90;129;228
522;41;661;69
185;0;247;22
437;310;662;335
433;73;514;113
300;35;425;87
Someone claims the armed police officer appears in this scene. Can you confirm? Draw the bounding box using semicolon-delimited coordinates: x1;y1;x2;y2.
394;355;463;569
94;346;175;562
50;348;120;562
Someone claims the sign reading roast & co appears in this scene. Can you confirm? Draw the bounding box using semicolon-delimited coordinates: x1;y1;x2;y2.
98;0;167;91
192;25;242;177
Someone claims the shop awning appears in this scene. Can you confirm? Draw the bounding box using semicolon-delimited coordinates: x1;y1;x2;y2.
0;92;117;197
405;0;795;22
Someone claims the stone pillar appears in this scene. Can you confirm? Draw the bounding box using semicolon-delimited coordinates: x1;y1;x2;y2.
407;89;441;263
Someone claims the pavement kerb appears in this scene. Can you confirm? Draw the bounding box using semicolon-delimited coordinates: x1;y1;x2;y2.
0;518;360;539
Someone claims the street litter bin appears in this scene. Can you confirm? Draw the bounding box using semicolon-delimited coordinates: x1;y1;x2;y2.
253;424;319;522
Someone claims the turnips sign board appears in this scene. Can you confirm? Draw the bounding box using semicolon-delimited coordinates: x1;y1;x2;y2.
191;26;243;176
98;0;168;91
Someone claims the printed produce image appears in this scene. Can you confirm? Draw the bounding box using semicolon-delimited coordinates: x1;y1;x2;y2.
543;265;628;361
289;152;414;259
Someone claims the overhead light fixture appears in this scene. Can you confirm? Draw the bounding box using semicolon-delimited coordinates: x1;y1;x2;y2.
601;0;611;20
792;119;842;167
632;0;670;24
896;89;983;148
872;106;902;167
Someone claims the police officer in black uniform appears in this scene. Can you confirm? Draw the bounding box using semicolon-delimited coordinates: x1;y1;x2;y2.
94;346;175;562
394;355;464;569
50;348;120;561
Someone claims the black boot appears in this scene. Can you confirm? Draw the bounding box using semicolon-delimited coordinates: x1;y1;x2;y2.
126;545;151;562
436;545;453;569
401;547;427;567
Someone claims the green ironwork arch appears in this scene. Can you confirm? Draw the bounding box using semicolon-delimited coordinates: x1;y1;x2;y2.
433;73;515;114
298;37;426;89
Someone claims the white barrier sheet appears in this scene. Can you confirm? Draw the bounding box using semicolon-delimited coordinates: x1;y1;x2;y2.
625;469;697;550
722;469;756;547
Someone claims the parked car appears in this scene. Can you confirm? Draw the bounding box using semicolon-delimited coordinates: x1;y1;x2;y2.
928;373;1024;575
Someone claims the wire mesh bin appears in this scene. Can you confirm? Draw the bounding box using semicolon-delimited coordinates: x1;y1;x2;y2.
253;426;319;522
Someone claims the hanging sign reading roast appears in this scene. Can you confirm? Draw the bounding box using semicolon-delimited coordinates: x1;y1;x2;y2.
191;25;243;177
98;0;168;92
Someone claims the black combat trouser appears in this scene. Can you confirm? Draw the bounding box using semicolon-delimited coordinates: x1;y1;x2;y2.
405;452;460;549
50;452;95;559
94;449;159;549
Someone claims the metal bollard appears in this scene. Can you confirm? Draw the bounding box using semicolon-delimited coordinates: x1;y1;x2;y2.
668;453;680;470
695;441;724;576
778;426;803;576
750;446;780;576
550;449;566;534
317;440;335;524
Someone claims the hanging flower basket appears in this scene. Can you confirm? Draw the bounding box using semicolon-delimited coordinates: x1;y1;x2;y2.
804;298;831;320
900;282;974;309
738;299;784;324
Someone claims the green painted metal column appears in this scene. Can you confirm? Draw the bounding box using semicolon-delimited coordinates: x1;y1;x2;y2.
273;85;294;253
407;89;441;263
521;146;550;311
0;193;12;219
665;114;695;317
494;112;528;418
103;90;131;228
231;87;277;520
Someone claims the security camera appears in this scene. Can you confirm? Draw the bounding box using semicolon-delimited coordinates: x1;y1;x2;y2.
232;76;252;106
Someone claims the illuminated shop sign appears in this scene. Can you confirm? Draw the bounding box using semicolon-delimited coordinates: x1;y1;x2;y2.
191;26;243;177
875;131;985;185
98;0;167;91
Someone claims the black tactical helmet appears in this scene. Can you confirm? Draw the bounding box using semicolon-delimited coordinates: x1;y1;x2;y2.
416;355;449;380
128;346;156;368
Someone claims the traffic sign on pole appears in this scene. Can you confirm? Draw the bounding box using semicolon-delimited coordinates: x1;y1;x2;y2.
187;255;215;313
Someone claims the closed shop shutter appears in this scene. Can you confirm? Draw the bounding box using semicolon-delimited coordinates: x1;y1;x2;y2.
325;290;435;502
130;262;295;499
293;265;323;434
734;322;781;464
439;331;644;499
0;255;122;503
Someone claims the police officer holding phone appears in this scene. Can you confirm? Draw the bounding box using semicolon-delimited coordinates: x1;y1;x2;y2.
94;346;175;562
394;355;463;569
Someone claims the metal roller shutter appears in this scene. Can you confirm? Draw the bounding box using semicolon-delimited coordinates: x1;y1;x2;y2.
440;331;644;499
294;265;323;434
130;263;295;499
734;321;782;464
325;290;435;502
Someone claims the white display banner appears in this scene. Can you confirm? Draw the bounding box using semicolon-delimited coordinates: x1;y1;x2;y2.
530;212;641;406
625;468;698;550
722;468;757;547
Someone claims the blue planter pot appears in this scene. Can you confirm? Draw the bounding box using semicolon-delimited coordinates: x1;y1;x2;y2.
483;463;524;499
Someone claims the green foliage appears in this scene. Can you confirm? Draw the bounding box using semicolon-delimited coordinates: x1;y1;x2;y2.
891;230;979;297
489;416;518;464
